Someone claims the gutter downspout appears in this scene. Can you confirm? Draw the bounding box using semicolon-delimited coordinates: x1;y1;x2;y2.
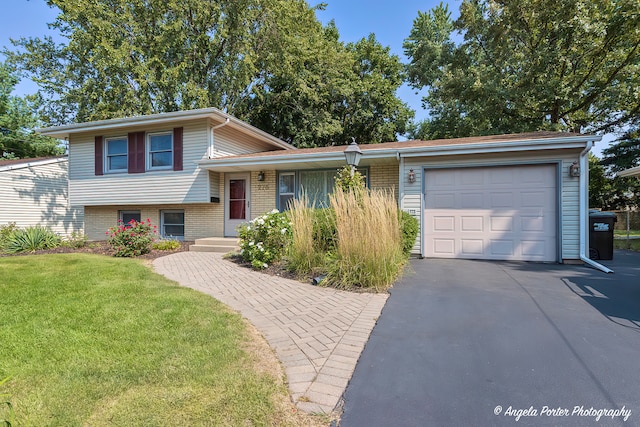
209;118;230;158
579;140;613;273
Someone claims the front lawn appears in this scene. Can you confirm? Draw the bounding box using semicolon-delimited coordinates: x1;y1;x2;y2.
0;254;318;426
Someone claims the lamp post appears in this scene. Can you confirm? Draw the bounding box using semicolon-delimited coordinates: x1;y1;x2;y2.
343;137;362;177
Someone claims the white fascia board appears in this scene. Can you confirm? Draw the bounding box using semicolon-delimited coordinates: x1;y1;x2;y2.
37;107;294;151
617;165;640;178
197;149;397;170
0;157;67;172
37;108;221;137
198;135;599;170
400;138;596;158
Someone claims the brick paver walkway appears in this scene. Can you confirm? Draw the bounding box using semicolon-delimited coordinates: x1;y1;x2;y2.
153;252;388;414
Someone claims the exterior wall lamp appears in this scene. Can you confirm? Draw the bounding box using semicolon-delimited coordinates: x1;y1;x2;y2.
343;137;362;177
408;169;416;183
257;171;265;181
569;161;580;177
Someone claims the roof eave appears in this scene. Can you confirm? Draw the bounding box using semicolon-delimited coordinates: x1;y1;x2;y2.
617;165;640;178
37;108;294;151
198;135;599;171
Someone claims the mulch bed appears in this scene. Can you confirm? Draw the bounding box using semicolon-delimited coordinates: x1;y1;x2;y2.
0;241;193;261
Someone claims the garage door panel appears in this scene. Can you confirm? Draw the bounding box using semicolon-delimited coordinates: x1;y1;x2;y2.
490;240;514;256
521;240;546;257
433;216;455;231
431;193;456;208
491;192;515;207
521;215;545;232
433;239;455;255
461;239;484;255
424;165;557;262
461;193;483;208
461;216;483;231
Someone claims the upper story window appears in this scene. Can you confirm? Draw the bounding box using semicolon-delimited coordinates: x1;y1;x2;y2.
105;137;128;173
147;132;173;170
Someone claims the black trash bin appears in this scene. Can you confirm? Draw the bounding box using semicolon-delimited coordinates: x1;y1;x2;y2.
589;210;617;260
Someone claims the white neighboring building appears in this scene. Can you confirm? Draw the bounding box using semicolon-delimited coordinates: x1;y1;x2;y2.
0;157;84;237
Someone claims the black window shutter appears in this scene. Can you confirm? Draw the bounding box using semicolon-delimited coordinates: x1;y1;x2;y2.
173;127;183;171
128;132;146;173
94;136;103;176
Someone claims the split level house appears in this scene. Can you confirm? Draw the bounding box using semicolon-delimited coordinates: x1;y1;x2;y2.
39;107;602;264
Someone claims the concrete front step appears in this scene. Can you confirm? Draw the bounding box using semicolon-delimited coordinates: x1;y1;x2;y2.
189;237;240;253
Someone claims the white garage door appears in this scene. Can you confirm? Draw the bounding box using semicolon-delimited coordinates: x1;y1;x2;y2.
424;164;557;261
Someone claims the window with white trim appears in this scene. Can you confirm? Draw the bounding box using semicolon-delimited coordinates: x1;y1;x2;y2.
147;132;173;170
119;210;141;225
277;168;368;209
278;172;295;210
105;137;128;173
161;210;184;240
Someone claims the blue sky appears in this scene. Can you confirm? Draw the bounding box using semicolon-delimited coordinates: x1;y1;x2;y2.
0;0;613;153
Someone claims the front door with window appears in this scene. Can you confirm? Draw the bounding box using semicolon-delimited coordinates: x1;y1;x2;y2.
224;173;251;236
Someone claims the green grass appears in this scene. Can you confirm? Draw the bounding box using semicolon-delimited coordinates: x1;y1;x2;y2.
614;229;640;237
614;239;640;251
0;254;307;426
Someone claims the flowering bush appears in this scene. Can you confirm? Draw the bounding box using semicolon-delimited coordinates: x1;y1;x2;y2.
238;209;292;269
106;218;157;257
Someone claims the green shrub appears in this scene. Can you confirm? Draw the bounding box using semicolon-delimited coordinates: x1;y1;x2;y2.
334;165;366;195
107;219;156;257
0;223;18;251
238;210;291;269
400;211;419;255
5;225;61;254
62;231;88;249
152;239;181;251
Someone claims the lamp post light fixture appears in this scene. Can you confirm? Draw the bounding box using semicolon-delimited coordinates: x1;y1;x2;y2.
343;137;362;177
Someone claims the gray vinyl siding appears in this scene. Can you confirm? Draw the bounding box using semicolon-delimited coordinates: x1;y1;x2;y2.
68;120;210;206
211;125;279;157
0;159;83;237
401;149;583;259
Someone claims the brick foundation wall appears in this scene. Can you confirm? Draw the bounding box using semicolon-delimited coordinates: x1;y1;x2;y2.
84;203;223;241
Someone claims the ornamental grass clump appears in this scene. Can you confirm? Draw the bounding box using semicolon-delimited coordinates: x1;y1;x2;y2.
107;219;156;257
238;210;291;269
286;194;336;275
325;187;405;292
4;225;61;254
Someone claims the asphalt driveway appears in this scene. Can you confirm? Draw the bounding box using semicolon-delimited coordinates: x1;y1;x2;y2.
340;251;640;426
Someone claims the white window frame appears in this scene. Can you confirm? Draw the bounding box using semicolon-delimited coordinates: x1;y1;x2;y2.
278;172;296;210
105;136;128;173
277;168;369;210
119;210;141;225
146;131;173;171
160;209;185;240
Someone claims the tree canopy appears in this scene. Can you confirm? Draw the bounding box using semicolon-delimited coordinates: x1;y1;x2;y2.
6;0;411;147
0;61;63;159
404;0;640;139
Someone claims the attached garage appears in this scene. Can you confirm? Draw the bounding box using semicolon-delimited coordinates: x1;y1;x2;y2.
423;164;558;261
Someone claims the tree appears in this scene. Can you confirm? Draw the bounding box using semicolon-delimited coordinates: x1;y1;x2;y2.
0;62;63;159
600;127;640;173
593;127;640;209
6;0;411;147
404;0;640;139
240;28;413;147
589;152;639;210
